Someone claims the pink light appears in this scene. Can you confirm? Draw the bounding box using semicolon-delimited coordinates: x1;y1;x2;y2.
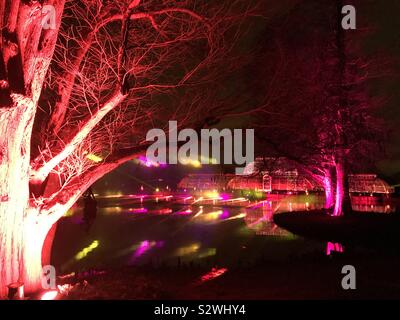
219;209;229;219
136;156;167;168
200;267;228;282
177;209;192;215
40;290;58;300
220;193;230;200
131;240;164;260
247;201;266;209
151;208;172;215
326;242;344;256
323;176;334;209
128;207;148;214
133;240;152;258
333;163;345;216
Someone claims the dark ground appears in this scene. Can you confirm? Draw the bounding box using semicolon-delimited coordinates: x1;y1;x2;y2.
273;211;400;247
59;252;400;300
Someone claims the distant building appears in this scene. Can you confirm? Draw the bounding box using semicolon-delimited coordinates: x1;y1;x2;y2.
227;172;316;192
349;174;394;194
177;173;234;191
177;159;394;195
229;157;318;192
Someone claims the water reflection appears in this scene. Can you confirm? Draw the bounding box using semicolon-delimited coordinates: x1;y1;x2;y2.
326;242;344;256
53;194;399;273
244;194;325;236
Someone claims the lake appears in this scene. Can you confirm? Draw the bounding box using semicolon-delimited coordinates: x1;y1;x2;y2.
51;194;398;274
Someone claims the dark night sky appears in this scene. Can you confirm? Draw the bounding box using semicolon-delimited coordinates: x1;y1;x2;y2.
362;0;400;179
95;0;400;193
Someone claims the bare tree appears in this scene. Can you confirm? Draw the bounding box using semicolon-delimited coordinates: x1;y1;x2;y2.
0;0;255;296
251;0;389;215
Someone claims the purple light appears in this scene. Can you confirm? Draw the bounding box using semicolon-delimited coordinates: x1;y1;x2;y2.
136;156;167;168
220;193;230;200
131;240;164;261
219;209;230;219
326;242;344;256
133;240;151;258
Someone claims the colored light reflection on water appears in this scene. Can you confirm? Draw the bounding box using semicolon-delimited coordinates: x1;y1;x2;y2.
200;267;228;283
128;207;148;214
198;248;217;259
175;243;201;256
130;240;164;263
326;242;344;256
194;210;223;222
54;194;400;273
220;209;230;219
133;240;154;258
75;240;99;260
176;208;192;215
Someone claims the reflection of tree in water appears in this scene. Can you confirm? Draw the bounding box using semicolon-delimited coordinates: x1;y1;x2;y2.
244;206;290;236
244;196;326;236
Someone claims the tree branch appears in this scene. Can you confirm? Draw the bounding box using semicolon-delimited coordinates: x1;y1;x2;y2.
31;90;127;183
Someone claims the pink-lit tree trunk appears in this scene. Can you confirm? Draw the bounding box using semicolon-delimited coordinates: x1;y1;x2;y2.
323;168;334;209
0;0;65;297
332;157;351;216
333;161;344;216
0;96;54;296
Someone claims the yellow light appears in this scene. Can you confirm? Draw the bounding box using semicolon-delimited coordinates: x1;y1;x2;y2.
86;153;103;163
210;158;218;165
64;209;74;217
181;159;202;168
176;243;201;256
198;248;217;259
225;213;246;221
206;210;223;220
194;210;222;222
199;155;218;165
204;190;220;200
191;160;202;168
75;240;99;260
